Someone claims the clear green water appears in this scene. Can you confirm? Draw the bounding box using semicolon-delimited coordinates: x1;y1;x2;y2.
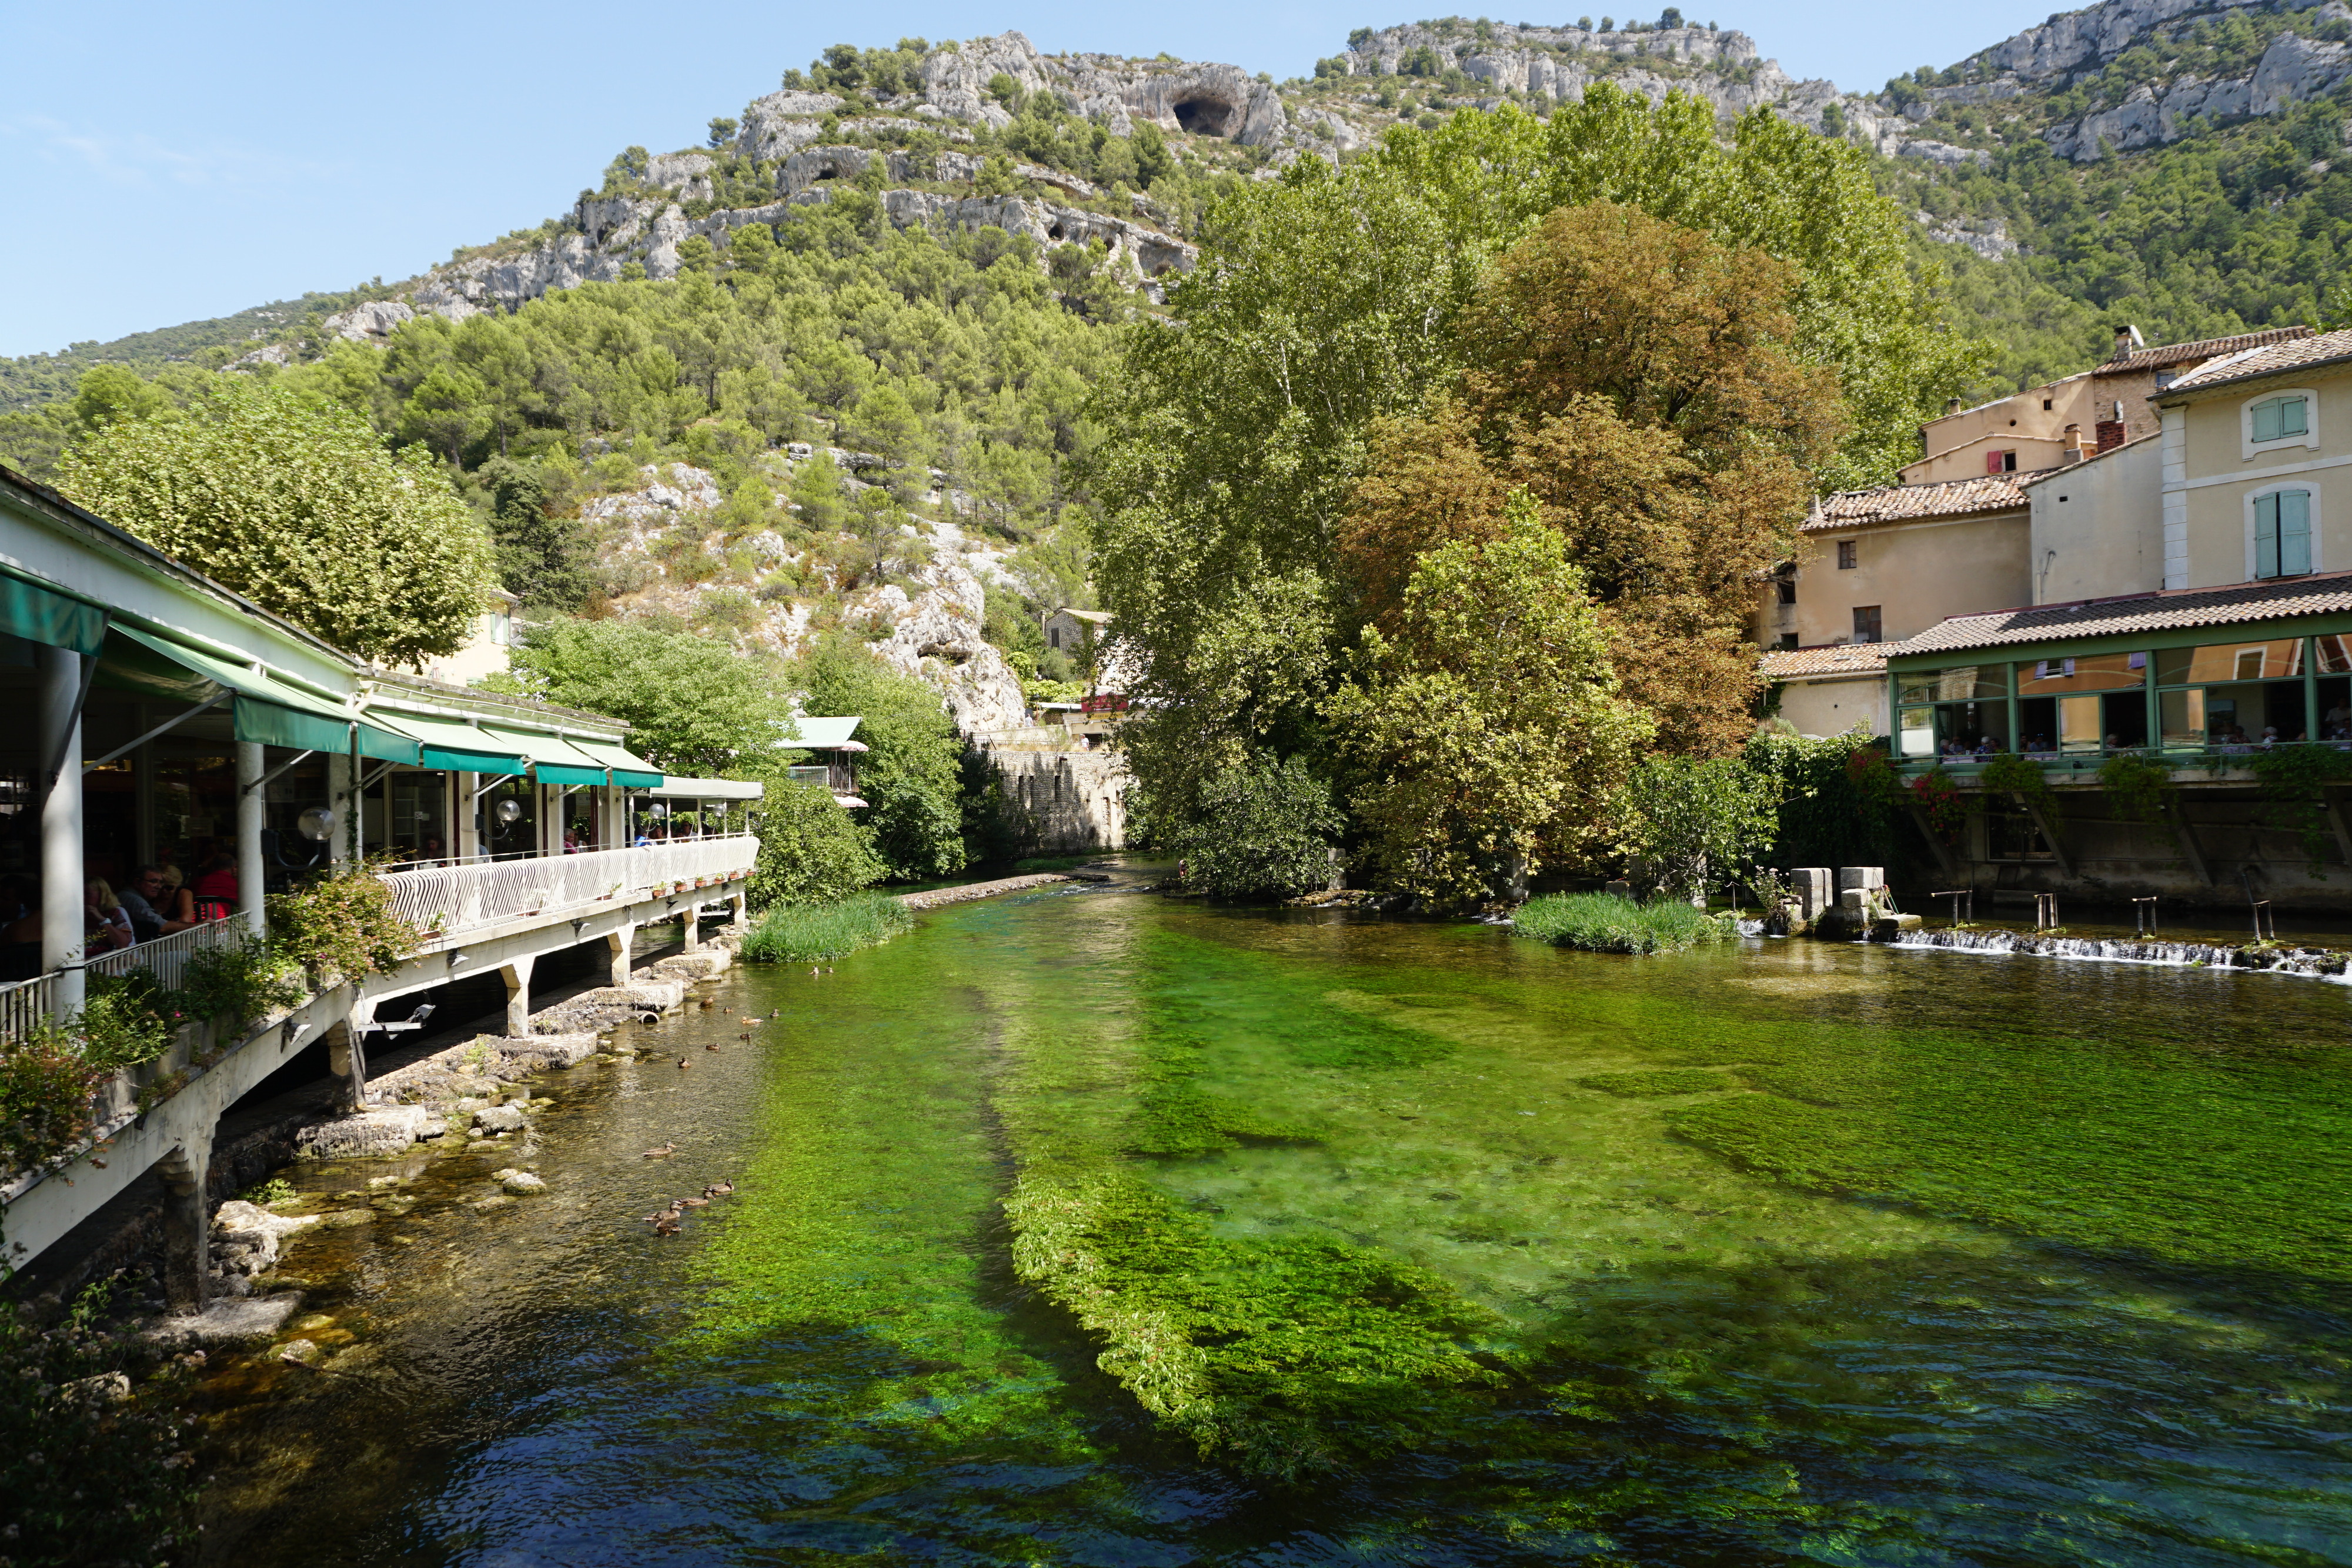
199;878;2352;1566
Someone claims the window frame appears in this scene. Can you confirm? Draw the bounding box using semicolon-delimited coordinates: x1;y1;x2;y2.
2246;481;2320;581
2241;388;2318;460
1835;539;1857;570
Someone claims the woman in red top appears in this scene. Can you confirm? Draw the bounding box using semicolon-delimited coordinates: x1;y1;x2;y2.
189;852;239;921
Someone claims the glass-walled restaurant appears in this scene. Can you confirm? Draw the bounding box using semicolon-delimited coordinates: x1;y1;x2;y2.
1894;631;2352;763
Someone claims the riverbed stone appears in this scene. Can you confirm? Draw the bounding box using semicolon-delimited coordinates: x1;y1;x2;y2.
140;1292;304;1349
493;1168;547;1194
296;1104;436;1159
474;1103;527;1134
489;1032;599;1069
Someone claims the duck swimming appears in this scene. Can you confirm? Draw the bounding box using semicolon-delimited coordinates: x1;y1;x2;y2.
642;1142;676;1159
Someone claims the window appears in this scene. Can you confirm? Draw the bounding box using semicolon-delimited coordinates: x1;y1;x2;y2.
2042;398;2053;410
1852;606;1882;644
2250;396;2309;444
2155;637;2308;747
489;613;512;646
1776;632;1799;650
1049;627;1061;649
1985;450;2018;473
1835;540;1857;570
2254;490;2312;579
1896;663;2009;758
2017;652;2146;754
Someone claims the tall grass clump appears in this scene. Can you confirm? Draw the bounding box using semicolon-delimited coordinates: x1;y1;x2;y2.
1511;892;1735;955
741;893;914;964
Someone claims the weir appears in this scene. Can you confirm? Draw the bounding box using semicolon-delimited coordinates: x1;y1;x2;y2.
1889;924;2352;977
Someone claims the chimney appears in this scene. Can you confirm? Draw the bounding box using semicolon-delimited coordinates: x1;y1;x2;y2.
2095;418;2125;453
1945;397;1962;416
2112;323;2146;359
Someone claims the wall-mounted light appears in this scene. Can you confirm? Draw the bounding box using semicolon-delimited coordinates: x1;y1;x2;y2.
296;806;337;842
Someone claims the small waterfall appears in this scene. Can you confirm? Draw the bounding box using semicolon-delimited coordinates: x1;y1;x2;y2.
1734;917;1769;938
1890;927;2350;980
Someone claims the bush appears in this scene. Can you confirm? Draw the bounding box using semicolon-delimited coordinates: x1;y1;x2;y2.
178;931;304;1032
745;779;885;908
0;1279;199;1565
266;863;421;985
1163;755;1343;900
1510;892;1735;954
0;1024;112;1175
740;892;913;963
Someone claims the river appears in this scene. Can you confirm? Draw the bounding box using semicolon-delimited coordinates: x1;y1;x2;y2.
193;872;2352;1566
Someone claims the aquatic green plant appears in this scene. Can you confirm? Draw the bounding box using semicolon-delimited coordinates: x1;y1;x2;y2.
1512;892;1733;954
740;892;913;962
1575;1067;1736;1096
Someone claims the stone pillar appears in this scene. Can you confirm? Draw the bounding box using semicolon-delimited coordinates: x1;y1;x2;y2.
608;922;635;987
236;740;266;937
157;1136;211;1316
36;646;85;1017
730;890;748;930
502;955;534;1037
1785;868;1830;922
328;1001;373;1111
681;905;701;953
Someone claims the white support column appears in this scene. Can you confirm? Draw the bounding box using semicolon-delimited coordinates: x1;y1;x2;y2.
502;955;534;1037
328;1000;373;1111
681;903;701;952
236;740;266;937
37;645;85;1018
608;921;636;987
133;719;157;868
455;773;481;861
326;750;353;868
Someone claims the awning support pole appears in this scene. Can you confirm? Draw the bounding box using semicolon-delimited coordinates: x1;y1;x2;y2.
84;692;229;773
243;748;317;795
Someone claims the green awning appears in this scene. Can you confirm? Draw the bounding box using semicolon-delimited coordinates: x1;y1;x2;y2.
108;624;419;763
0;567;106;656
569;734;664;789
364;708;530;775
480;723;607;787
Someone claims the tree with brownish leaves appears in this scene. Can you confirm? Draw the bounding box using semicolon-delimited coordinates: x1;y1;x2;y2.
1337;202;1845;757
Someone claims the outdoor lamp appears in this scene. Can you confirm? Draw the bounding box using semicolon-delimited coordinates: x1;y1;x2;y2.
645;802;669;821
495;798;524;825
296;806;337;842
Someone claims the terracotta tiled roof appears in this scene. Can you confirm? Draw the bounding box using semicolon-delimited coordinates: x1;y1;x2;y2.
1759;643;1890;679
1891;571;2352;658
2162;326;2352;394
1804;475;2027;533
2101;325;2313;375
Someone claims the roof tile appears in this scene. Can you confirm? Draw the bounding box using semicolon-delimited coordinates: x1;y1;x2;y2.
1759;643;1890;678
1891;571;2352;658
2163;326;2352;394
2101;325;2313;375
1805;475;2027;532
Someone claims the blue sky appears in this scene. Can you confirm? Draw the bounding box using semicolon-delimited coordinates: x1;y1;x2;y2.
3;0;2065;357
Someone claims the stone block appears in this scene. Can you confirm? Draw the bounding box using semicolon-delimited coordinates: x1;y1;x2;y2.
1789;868;1832;919
473;1103;527;1134
295;1105;434;1159
1839;888;1870;913
139;1292;303;1349
1838;866;1886;892
494;1032;600;1068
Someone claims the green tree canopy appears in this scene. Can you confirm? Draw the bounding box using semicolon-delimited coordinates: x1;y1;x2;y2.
497;617;777;774
55;376;497;666
794;640;969;881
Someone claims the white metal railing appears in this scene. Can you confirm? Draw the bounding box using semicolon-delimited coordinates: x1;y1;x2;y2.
84;916;243;993
379;835;757;945
0;972;59;1044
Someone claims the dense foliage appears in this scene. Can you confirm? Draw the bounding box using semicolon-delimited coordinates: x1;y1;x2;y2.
496;618;776;775
52;377;499;666
1511;891;1736;953
1161;755;1344;900
741;780;886;908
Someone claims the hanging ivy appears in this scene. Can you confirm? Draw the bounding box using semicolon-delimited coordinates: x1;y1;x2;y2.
2096;752;2177;824
2244;746;2352;874
1907;766;1971;844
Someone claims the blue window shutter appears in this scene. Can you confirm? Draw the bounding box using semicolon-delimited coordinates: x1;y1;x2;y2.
2281;397;2308;438
2253;399;2281;443
2281;490;2312;576
2256;492;2280;579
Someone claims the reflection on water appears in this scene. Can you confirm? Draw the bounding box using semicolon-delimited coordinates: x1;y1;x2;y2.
199;882;2352;1566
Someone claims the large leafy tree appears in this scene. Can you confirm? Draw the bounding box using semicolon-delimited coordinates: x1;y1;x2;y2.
497;617;776;774
1339;203;1844;755
55;376;499;667
1093;86;1983;837
1325;500;1650;906
795;640;970;882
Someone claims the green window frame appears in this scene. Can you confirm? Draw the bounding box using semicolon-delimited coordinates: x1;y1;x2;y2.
2251;395;2310;444
2254;490;2311;580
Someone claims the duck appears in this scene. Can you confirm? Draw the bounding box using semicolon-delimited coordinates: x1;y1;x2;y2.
676;1056;691;1070
679;1195;711;1209
808;967;820;978
638;1211;669;1225
708;1040;725;1051
740;1017;762;1027
704;1181;734;1198
768;1008;779;1019
653;1217;681;1237
641;1142;676;1159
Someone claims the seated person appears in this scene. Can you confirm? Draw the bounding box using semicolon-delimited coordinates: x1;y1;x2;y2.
83;878;133;954
121;865;198;941
189;852;239;921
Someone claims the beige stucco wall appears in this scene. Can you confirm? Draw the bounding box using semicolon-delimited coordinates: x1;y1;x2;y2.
1903;367;2171;486
2171;367;2352;590
420;606;517;687
1791;509;2031;647
2027;437;2163;603
1774;676;1885;739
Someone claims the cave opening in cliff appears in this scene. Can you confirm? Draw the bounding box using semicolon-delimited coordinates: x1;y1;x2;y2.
1172;95;1237;136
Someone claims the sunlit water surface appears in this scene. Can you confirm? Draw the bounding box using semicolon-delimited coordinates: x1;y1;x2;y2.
196;878;2352;1566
